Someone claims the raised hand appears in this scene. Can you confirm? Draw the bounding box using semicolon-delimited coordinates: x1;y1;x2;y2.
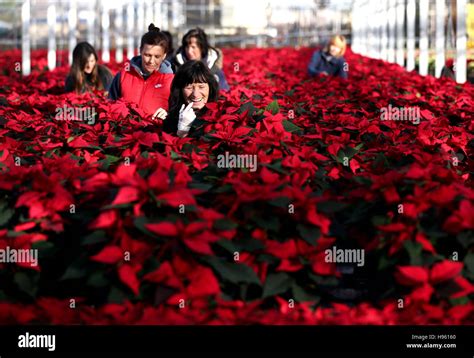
152;107;167;120
177;102;196;137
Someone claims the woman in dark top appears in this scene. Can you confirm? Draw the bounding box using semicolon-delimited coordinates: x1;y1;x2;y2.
65;42;113;94
172;28;230;91
163;60;219;137
308;35;348;79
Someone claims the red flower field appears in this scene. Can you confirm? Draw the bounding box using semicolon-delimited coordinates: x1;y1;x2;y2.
0;47;473;324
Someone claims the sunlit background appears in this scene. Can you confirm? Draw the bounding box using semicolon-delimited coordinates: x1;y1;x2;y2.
0;0;473;82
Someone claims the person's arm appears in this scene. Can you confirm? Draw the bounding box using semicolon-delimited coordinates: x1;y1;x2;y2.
308;51;323;76
108;72;121;100
215;69;230;91
336;59;348;79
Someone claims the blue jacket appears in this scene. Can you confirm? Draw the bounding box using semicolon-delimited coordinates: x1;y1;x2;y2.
308;50;348;79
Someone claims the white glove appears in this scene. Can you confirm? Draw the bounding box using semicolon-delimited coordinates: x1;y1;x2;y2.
177;102;196;136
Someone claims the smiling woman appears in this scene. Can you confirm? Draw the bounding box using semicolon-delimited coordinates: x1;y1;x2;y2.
108;24;174;120
163;60;218;137
65;42;113;94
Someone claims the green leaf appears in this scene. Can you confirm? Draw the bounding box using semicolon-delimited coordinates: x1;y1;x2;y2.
215;239;240;254
60;258;88;280
0;206;14;227
297;223;320;246
353;176;372;186
81;230;108;245
234;237;265;252
238;101;257;116
262;273;292;298
204;256;261;285
282;120;302;133
456;231;474;249
403;241;422;265
214;184;234;193
373;152;389;168
213;218;238;231
170;150;180;160
251;215;280;231
371;215;390;226
464;253;474;275
269;196;291;208
61;265;86;281
188;182;213;191
262;160;288;175
265;100;280;115
108;286;127;304
292;282;320;303
105;155;121;163
256;254;280;265
31;240;57;259
134;216;159;238
449;296;470;306
87;271;110;288
317;201;349;214
14;272;38;298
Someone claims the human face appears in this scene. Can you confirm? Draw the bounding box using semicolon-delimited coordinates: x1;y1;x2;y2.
141;44;166;74
185;37;202;60
329;45;342;57
182;82;209;110
84;54;96;74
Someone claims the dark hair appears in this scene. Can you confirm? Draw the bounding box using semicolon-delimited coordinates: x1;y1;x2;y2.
140;23;169;54
69;42;102;93
169;60;219;114
181;28;211;59
161;31;174;55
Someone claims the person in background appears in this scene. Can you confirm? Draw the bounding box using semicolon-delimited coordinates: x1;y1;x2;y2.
108;24;174;120
172;28;230;91
308;35;348;79
163;60;219;138
162;30;175;68
65;42;113;95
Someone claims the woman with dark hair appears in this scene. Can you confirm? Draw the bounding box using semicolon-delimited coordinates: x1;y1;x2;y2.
163;60;219;137
172;28;230;91
65;42;113;94
108;24;174;120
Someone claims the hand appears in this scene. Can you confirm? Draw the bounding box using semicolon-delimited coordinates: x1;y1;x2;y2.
152;107;167;120
177;102;196;134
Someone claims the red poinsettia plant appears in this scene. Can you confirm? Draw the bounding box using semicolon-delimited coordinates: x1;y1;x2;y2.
0;46;472;324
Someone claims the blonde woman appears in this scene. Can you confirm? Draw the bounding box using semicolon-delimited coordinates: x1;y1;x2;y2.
308;35;348;79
